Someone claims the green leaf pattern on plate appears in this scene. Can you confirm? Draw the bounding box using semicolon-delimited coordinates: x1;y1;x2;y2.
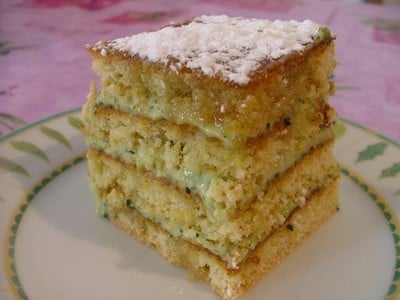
5;155;84;300
68;116;82;130
339;164;400;298
40;126;72;150
381;163;400;179
1;113;80;177
0;155;29;176
10;140;49;162
357;142;388;162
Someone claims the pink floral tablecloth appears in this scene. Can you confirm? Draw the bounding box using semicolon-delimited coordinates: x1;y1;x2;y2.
1;0;399;142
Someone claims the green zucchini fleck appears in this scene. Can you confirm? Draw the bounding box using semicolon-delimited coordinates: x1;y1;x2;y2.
126;199;135;209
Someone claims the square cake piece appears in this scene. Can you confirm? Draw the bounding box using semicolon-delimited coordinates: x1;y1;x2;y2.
82;15;339;300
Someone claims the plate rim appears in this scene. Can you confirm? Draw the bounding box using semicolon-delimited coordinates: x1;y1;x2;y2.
1;109;400;299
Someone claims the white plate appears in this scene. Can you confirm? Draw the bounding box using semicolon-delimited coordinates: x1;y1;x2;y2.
1;109;399;300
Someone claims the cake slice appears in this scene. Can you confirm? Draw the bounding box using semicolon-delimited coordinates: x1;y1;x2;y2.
82;15;339;299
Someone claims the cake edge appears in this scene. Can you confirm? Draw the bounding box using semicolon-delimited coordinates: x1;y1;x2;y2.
108;178;339;299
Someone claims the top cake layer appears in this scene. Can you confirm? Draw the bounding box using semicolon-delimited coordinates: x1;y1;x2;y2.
87;16;335;145
91;15;332;86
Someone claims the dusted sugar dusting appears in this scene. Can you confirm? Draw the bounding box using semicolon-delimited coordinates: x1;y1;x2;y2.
93;15;331;85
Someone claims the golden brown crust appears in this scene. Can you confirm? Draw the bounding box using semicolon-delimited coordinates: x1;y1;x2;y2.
86;39;335;89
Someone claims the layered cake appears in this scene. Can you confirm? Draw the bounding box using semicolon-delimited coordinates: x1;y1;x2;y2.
82;15;339;299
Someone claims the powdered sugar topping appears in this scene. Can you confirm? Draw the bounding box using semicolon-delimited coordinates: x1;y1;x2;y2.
94;15;329;85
